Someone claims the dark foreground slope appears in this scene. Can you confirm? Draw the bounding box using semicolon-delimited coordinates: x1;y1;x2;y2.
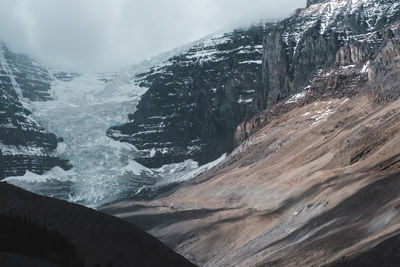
0;182;194;267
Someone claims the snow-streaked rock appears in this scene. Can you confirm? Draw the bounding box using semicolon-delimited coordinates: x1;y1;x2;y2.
108;25;266;168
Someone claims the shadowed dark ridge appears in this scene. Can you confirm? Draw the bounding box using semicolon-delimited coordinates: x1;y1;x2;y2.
0;182;195;267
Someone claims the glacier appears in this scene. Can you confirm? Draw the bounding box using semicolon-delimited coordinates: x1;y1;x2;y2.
4;66;225;208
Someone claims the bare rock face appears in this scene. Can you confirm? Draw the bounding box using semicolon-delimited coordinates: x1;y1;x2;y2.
108;26;265;168
369;34;400;98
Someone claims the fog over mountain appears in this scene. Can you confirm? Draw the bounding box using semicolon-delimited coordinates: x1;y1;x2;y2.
0;0;305;72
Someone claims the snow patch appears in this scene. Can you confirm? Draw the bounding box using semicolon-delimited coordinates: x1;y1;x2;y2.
311;108;334;125
361;61;370;73
156;153;226;186
239;60;262;65
286;91;306;103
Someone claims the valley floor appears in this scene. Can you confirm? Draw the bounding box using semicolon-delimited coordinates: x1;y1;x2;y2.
102;93;400;266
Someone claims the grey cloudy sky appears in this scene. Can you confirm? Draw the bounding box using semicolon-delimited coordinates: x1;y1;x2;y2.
0;0;305;72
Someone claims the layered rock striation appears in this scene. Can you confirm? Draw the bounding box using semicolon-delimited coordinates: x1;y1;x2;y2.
108;26;266;167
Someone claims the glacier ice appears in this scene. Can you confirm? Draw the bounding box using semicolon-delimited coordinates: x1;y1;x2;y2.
4;67;224;208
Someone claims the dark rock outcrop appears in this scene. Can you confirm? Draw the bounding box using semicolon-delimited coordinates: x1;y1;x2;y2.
0;182;195;267
108;26;265;168
0;44;71;179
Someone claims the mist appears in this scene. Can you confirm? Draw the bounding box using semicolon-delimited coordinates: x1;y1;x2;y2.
0;0;305;72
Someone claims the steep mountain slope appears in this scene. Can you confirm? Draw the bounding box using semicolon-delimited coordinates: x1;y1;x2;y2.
103;1;400;266
103;68;400;266
0;44;72;178
108;26;266;168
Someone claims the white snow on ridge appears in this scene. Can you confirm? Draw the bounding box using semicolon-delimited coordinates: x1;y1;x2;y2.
283;0;400;52
239;60;262;64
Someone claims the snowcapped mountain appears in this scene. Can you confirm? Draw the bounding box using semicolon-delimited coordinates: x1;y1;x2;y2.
1;0;399;208
107;0;400;170
108;25;266;168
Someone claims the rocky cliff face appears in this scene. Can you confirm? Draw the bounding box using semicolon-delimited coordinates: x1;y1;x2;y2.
257;0;400;111
109;0;400;169
108;26;265;168
0;44;72;178
237;18;400;146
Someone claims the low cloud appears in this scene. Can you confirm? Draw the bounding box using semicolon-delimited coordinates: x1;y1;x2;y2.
0;0;305;72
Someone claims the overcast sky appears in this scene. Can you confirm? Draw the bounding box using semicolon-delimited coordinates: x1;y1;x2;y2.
0;0;305;72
